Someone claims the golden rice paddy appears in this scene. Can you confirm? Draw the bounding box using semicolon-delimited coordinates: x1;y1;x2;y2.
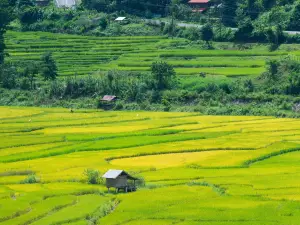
0;106;300;224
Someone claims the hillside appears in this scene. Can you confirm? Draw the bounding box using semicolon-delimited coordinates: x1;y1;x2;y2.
1;106;300;224
6;31;269;77
1;30;300;117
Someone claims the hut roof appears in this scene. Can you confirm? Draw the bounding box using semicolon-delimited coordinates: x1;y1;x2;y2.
102;169;137;180
188;0;209;3
101;95;117;102
115;17;126;21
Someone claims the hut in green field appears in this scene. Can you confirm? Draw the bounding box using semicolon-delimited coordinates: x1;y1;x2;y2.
98;95;117;109
101;95;117;102
102;169;138;193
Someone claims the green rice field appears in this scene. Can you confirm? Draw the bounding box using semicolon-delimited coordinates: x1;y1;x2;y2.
6;31;300;77
1;106;300;224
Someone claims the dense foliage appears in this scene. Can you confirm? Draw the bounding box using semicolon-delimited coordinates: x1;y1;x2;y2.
0;0;16;63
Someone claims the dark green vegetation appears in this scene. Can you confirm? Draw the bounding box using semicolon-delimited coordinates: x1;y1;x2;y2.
0;0;16;63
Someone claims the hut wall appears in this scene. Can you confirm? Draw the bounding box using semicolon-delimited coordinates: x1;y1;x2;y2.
106;175;128;188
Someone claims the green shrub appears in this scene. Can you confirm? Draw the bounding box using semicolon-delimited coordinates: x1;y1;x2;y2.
0;64;18;89
84;169;103;184
99;17;108;30
113;100;124;110
21;174;39;184
135;176;145;187
182;27;200;41
151;61;176;90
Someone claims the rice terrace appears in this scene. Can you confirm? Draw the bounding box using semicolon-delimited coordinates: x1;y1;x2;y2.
1;106;300;224
6;30;293;77
2;0;300;224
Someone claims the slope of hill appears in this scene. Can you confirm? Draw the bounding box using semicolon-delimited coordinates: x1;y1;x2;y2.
6;30;273;77
7;30;300;78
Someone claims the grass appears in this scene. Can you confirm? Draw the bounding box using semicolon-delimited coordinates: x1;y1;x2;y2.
1;106;300;224
6;31;300;78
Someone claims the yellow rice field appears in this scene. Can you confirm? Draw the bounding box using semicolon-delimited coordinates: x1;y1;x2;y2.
1;106;300;224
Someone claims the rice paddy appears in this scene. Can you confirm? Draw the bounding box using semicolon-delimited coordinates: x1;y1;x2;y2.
6;31;300;77
0;106;300;224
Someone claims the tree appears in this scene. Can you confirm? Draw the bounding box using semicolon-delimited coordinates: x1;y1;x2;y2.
76;16;92;32
22;62;39;89
99;17;108;30
151;61;176;90
261;0;276;11
41;52;58;80
221;0;237;27
18;6;41;25
0;63;18;89
183;27;200;41
263;59;280;82
201;24;213;46
16;0;34;8
21;7;41;24
266;25;285;50
169;0;181;19
253;7;288;45
245;0;259;19
253;6;290;32
288;72;300;95
16;0;41;26
289;2;300;31
235;16;254;41
83;169;102;184
0;0;16;63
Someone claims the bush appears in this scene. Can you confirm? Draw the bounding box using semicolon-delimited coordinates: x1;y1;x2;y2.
135;176;145;187
84;169;102;184
41;52;58;80
21;174;39;184
151;61;176;90
19;7;42;25
0;64;18;89
99;17;108;30
182;27;200;41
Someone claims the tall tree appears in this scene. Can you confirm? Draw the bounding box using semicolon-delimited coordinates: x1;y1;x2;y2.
289;2;300;30
245;0;260;20
221;0;237;27
235;8;254;41
201;24;214;46
41;52;58;80
151;61;176;90
22;61;39;89
16;0;41;26
262;0;276;10
0;0;16;64
0;63;17;89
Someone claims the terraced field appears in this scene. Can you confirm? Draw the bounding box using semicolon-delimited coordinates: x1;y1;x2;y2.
1;106;300;224
6;31;300;77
